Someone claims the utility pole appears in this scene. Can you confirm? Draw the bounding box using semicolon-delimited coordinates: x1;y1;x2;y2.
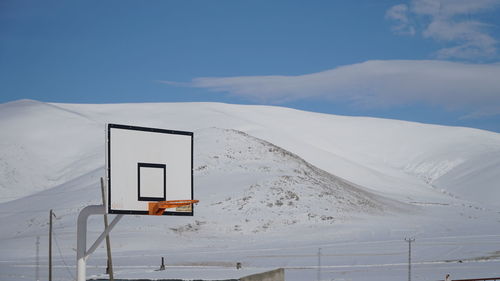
100;177;114;281
49;209;56;281
317;248;321;281
36;236;40;281
405;237;415;281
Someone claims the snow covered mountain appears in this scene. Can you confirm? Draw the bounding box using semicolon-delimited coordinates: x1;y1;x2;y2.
2;99;500;206
1;99;500;281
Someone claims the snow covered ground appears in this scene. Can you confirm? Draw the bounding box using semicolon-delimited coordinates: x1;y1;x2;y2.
1;99;500;281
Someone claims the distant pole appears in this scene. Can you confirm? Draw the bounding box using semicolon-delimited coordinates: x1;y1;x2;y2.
160;257;165;271
100;177;114;281
405;237;415;281
36;236;40;281
317;248;321;281
49;210;53;281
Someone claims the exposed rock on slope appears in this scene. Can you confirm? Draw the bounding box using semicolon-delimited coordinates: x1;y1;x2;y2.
174;128;412;234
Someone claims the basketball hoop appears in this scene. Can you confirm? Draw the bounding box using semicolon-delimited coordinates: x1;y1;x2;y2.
78;124;196;281
148;200;199;216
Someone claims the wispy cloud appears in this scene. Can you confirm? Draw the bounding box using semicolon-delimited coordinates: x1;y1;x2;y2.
386;0;500;60
161;60;500;117
385;4;416;35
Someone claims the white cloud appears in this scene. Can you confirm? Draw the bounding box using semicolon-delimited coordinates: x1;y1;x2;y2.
162;60;500;117
386;0;500;59
385;4;416;35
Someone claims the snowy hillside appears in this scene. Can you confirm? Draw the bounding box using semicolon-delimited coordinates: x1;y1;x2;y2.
192;127;411;233
1;99;500;281
3;99;500;206
0;100;102;202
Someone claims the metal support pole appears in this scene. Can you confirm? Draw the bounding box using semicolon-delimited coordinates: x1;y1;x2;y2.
405;237;415;281
317;248;321;281
86;214;123;256
100;177;114;281
49;209;53;281
76;205;123;281
36;236;40;281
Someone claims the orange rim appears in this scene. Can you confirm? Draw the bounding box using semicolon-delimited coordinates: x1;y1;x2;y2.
148;200;199;215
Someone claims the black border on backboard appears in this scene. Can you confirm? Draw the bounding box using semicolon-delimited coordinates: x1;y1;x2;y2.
107;123;194;216
137;162;166;202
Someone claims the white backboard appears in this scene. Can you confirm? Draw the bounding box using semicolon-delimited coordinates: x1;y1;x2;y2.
107;124;193;216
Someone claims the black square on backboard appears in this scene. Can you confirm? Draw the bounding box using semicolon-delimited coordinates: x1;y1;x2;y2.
137;162;166;201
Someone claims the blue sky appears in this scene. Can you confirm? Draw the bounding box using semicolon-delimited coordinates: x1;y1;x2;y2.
1;0;500;132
